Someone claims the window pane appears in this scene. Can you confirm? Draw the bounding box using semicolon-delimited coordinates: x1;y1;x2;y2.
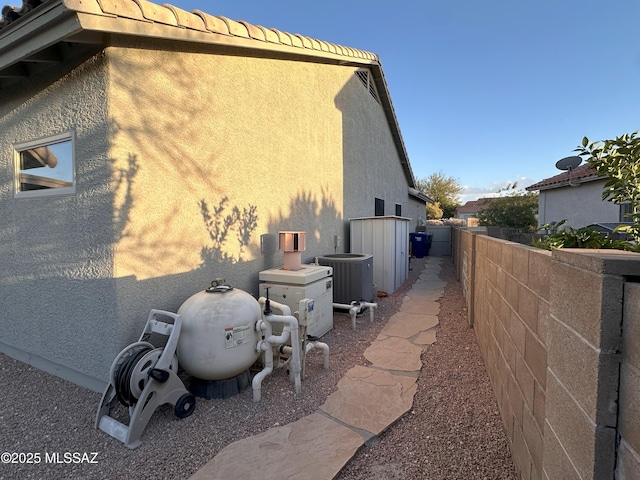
16;134;74;195
375;197;384;216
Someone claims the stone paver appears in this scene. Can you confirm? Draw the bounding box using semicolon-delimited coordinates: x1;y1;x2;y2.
189;413;363;480
414;328;438;346
380;311;439;338
399;297;441;315
191;256;447;480
364;336;424;371
401;288;444;302
319;365;418;436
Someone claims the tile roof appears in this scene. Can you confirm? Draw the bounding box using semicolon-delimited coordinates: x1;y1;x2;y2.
455;198;499;215
0;0;42;28
525;163;600;191
0;0;379;62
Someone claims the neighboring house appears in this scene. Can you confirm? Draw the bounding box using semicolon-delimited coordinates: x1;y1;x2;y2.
0;0;427;391
455;198;498;226
526;163;628;229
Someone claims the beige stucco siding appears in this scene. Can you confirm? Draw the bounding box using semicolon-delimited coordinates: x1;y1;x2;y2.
0;54;118;390
0;40;418;390
106;45;347;282
337;73;415;225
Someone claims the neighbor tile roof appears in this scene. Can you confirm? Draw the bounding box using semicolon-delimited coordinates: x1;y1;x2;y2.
525;163;600;191
0;0;379;62
455;198;498;215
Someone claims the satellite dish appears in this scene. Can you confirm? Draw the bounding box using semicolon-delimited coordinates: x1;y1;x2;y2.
555;156;582;171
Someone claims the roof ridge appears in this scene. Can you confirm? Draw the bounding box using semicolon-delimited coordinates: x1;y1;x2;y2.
0;0;380;63
526;163;599;191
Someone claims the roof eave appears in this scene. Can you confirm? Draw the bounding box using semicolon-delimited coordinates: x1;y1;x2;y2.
369;66;415;188
0;2;85;74
74;11;379;66
526;175;601;192
408;187;432;204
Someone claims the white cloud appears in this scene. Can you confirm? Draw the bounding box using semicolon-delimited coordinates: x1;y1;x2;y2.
459;176;536;204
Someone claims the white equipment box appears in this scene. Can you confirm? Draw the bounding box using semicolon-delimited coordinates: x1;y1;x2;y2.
259;265;333;338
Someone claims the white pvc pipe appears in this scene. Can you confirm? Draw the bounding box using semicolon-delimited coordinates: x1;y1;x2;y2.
308;341;330;370
281;340;330;371
333;301;378;330
252;320;273;402
252;297;302;401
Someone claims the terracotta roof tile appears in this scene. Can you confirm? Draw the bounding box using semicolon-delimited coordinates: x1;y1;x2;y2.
97;0;146;21
526;163;599;191
135;0;175;25
192;10;230;35
455;198;499;215
257;25;279;44
0;0;404;180
0;0;380;64
163;3;206;30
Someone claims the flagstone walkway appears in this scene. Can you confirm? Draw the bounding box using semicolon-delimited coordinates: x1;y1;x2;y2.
190;258;445;480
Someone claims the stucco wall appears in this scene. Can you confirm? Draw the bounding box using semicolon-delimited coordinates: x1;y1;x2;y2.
0;54;116;390
0;37;418;390
537;180;620;229
105;41;418;346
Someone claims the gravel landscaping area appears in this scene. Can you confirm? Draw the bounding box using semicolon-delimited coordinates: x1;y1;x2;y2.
0;257;517;479
337;258;518;479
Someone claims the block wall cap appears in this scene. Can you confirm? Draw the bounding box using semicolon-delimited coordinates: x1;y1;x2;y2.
552;249;640;276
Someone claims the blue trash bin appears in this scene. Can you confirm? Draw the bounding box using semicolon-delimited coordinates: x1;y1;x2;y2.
410;232;428;258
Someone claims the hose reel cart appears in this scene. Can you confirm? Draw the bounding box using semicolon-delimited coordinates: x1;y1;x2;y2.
95;309;196;449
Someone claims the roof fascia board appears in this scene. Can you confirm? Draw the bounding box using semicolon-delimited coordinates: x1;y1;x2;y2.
528;175;602;192
0;4;84;71
370;66;416;187
408;187;432;204
74;12;379;67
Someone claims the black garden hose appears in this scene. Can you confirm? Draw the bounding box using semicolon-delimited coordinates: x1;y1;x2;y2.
114;346;152;407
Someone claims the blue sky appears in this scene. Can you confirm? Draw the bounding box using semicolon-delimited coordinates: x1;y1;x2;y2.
170;0;640;203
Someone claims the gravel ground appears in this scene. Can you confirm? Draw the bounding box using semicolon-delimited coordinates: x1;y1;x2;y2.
337;258;518;480
0;257;516;479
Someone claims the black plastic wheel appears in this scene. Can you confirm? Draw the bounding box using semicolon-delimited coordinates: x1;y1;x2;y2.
174;393;196;419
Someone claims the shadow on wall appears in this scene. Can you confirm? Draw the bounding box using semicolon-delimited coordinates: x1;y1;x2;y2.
113;152;139;241
115;188;342;344
199;196;259;265
266;187;343;262
1;48;347;387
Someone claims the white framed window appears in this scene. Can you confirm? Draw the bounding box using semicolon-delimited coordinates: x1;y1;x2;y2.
14;131;75;198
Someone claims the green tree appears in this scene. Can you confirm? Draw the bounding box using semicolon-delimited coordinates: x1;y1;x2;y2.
426;201;443;219
575;131;640;246
416;171;463;218
477;185;538;230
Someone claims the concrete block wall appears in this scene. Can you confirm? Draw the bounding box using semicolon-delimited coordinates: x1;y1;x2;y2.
618;282;640;478
469;232;550;480
544;249;630;480
454;229;640;480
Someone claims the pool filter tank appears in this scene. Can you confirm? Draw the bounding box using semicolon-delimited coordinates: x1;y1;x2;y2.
176;280;262;398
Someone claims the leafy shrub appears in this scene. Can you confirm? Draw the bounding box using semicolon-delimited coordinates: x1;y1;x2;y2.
531;220;636;251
